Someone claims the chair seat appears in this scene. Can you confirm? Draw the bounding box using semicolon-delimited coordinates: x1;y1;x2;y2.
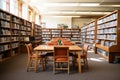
55;57;68;61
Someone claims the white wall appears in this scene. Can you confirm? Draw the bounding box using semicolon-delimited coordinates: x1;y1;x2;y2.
41;16;72;28
72;18;95;28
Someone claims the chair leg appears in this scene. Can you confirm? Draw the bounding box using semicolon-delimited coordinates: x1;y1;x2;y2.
39;58;43;70
43;58;46;70
53;62;56;74
68;62;70;75
83;58;88;69
27;58;31;72
72;57;77;67
42;58;46;70
85;58;89;69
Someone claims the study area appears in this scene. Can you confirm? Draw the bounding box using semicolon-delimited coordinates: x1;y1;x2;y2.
0;0;120;80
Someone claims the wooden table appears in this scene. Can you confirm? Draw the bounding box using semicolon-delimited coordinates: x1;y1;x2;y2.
34;45;82;73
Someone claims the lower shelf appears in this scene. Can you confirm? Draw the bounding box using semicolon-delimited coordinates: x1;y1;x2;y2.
97;51;108;60
0;53;19;62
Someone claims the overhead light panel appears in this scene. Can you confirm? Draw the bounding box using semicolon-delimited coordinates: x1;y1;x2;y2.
49;16;80;18
40;11;111;15
44;3;79;7
79;3;99;6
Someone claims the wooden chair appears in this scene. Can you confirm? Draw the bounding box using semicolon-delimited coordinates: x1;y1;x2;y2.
82;43;89;69
75;43;89;69
45;41;58;56
47;42;58;45
53;46;70;74
25;43;47;72
62;42;74;45
62;42;75;63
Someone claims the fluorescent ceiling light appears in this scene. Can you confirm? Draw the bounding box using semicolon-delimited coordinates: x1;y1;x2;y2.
61;12;75;14
40;11;111;15
110;5;120;7
81;12;111;14
76;12;90;14
79;3;99;6
91;12;110;14
47;11;61;14
49;16;80;18
43;3;100;7
44;3;79;7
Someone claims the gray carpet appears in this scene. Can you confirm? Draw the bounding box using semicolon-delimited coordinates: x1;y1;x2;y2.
0;51;120;80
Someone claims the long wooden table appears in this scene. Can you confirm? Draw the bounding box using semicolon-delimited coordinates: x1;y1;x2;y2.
34;45;82;73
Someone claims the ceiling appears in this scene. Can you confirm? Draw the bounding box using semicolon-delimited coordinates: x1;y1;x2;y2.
29;0;120;18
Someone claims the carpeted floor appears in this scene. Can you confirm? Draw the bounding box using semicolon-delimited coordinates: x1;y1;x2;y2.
0;51;120;80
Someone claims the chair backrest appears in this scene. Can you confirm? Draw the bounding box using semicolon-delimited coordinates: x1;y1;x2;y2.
54;47;69;59
83;43;89;56
63;42;74;45
60;38;67;41
47;42;58;45
25;43;33;57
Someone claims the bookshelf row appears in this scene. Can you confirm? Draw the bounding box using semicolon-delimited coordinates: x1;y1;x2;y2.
42;28;81;46
0;9;42;62
80;20;97;49
80;10;120;63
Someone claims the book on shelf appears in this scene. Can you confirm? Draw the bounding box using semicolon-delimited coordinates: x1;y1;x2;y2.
12;43;19;48
0;46;4;51
100;40;105;46
0;27;2;34
4;44;10;50
0;12;10;20
109;42;116;47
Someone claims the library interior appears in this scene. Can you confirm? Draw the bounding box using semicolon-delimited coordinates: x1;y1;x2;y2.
0;0;120;80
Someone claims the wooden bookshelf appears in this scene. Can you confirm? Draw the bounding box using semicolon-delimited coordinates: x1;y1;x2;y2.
61;29;71;38
19;18;27;42
19;20;32;53
80;20;97;49
0;9;20;61
34;24;42;41
51;29;61;38
42;28;51;43
41;28;81;46
95;10;120;63
11;15;20;56
32;24;42;47
80;26;87;44
0;9;34;61
71;29;81;46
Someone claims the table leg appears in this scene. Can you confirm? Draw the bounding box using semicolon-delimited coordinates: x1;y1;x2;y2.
77;51;81;73
35;51;39;72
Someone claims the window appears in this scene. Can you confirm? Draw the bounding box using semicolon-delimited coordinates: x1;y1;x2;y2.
22;3;28;20
35;14;41;25
0;0;7;11
10;0;18;16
